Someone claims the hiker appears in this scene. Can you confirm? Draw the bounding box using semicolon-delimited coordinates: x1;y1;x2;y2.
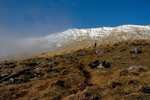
96;49;104;54
94;42;97;49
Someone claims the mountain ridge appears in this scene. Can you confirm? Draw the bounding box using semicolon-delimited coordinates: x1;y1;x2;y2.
1;25;150;61
26;25;150;49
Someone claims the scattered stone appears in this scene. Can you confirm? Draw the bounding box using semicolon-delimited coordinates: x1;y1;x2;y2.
9;78;15;82
128;65;140;70
54;62;59;66
128;80;138;85
119;70;128;76
141;87;150;94
47;62;53;72
0;70;12;80
114;42;121;46
129;72;139;76
9;88;15;91
41;62;45;65
130;48;142;54
21;62;37;66
52;80;65;88
114;56;121;59
137;68;146;72
49;62;53;66
131;55;137;59
0;69;39;84
92;97;100;100
9;64;17;68
88;60;100;69
57;81;64;87
120;48;126;52
61;70;68;75
112;82;122;88
97;63;104;69
45;58;49;60
89;60;111;69
35;68;40;70
100;61;111;68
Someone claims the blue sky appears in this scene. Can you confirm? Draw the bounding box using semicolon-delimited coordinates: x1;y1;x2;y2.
0;0;150;38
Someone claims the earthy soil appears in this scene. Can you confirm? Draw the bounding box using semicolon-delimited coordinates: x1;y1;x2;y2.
0;39;150;100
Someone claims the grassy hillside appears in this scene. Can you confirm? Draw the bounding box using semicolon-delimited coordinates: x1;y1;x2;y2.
0;39;150;100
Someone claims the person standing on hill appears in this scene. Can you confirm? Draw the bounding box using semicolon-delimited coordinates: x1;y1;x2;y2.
94;42;97;49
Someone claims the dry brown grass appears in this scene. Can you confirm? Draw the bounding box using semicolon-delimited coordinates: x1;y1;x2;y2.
0;39;150;100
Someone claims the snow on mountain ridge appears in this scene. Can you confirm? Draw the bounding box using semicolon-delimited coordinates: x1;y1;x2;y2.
1;25;150;61
26;25;150;49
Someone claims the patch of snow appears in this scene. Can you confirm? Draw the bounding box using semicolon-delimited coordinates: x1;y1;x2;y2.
25;24;150;52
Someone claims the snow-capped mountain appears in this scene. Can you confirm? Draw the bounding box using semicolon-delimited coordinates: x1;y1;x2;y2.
26;25;150;51
1;25;150;61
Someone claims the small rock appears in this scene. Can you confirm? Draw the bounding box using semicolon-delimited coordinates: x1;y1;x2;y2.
114;42;120;46
41;62;45;65
128;80;138;85
9;64;17;68
130;48;142;54
9;78;15;82
62;70;68;75
92;97;100;100
48;62;53;72
96;61;111;69
129;72;139;76
131;55;137;59
128;65;140;70
137;68;146;72
101;61;111;68
54;62;59;66
120;48;126;52
55;81;65;87
141;87;150;94
9;88;15;91
1;70;12;77
88;60;100;69
48;62;53;67
112;82;122;88
1;73;9;77
119;70;128;76
22;62;37;66
35;68;39;70
34;73;37;77
97;63;104;69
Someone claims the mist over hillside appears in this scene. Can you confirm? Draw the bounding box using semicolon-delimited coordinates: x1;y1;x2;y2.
0;25;150;61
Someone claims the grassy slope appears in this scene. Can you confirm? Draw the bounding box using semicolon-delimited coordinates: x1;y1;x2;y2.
0;39;150;100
